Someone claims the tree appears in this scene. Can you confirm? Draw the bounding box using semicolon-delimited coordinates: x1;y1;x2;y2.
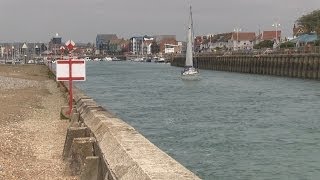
150;41;160;54
253;40;274;49
296;9;320;35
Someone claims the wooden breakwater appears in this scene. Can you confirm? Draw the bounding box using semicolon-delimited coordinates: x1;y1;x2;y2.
171;55;320;80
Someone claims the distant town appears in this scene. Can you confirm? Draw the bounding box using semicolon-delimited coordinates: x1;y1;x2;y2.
0;9;319;62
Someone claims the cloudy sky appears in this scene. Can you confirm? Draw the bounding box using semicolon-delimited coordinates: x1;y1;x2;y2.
0;0;319;43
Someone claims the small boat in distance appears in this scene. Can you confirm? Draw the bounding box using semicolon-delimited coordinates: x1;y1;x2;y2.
112;57;123;61
83;57;92;61
103;57;112;61
155;57;165;63
181;6;200;80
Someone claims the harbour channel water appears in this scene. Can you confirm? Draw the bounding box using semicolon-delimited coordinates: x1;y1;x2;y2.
76;61;320;180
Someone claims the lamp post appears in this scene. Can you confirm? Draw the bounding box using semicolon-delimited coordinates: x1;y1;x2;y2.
272;22;281;43
234;28;241;50
12;46;14;60
24;55;27;64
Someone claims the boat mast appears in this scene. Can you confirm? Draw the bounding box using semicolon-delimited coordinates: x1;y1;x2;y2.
185;5;193;67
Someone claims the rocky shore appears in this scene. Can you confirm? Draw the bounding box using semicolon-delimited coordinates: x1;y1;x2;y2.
0;65;78;179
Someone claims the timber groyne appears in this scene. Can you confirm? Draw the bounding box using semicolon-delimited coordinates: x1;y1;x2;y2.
171;54;320;80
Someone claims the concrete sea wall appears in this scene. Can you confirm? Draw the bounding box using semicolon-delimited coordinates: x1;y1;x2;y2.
171;55;320;80
55;81;200;179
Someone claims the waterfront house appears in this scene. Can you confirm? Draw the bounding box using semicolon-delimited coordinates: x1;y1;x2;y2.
230;32;256;50
209;33;232;51
130;36;154;55
257;30;282;43
292;24;308;38
199;32;256;52
194;36;204;52
96;34;118;55
290;33;319;47
142;38;153;55
158;38;178;54
109;38;130;55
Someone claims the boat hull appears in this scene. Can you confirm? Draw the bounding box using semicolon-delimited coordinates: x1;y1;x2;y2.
181;73;200;81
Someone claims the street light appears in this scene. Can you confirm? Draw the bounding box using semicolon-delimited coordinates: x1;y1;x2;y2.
272;22;281;43
234;28;241;50
24;55;27;64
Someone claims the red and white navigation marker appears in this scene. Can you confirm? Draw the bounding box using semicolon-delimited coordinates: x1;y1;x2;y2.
65;40;75;51
56;59;86;81
56;40;86;115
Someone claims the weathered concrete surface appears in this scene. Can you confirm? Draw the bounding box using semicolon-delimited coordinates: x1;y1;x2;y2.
72;89;201;180
69;137;96;175
63;127;90;159
80;156;100;180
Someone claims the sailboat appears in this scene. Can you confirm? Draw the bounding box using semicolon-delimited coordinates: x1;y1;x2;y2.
181;6;200;80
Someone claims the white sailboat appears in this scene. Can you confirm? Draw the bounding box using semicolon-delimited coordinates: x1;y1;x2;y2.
181;6;200;80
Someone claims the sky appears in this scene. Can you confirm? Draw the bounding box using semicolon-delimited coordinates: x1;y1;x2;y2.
0;0;319;43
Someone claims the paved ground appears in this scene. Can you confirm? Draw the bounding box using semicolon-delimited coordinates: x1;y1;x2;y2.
0;65;78;179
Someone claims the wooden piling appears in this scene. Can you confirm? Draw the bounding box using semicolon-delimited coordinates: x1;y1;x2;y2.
171;54;320;80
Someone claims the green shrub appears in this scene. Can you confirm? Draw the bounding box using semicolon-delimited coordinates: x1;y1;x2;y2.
280;41;295;48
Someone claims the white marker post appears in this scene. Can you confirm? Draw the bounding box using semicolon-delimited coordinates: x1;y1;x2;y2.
56;40;86;114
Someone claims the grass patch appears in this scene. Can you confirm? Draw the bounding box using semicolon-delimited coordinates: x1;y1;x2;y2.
60;111;70;120
47;70;55;79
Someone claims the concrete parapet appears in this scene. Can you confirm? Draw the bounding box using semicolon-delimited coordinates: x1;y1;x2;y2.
78;105;200;179
63;88;201;179
80;156;100;180
63;127;90;159
69;137;96;175
70;112;80;127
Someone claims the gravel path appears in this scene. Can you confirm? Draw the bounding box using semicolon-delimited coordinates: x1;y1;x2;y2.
0;65;78;180
0;76;40;89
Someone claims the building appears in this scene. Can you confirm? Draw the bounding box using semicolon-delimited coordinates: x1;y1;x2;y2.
109;38;130;54
194;36;205;52
154;35;176;42
130;36;154;55
290;33;319;47
257;30;282;42
96;34;118;55
51;33;62;44
130;36;143;54
293;24;307;38
205;33;232;52
49;33;63;55
178;41;187;54
158;37;178;54
230;32;256;50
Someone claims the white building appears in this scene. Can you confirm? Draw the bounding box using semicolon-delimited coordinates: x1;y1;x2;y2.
229;32;256;50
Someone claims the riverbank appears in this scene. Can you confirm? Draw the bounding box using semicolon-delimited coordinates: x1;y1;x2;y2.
0;65;78;179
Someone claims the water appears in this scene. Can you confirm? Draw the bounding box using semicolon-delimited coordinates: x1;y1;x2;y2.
76;61;320;180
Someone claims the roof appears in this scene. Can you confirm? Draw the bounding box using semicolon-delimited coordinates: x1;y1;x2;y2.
260;31;281;40
231;32;256;41
96;34;118;42
154;35;176;41
290;33;318;43
205;33;232;43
